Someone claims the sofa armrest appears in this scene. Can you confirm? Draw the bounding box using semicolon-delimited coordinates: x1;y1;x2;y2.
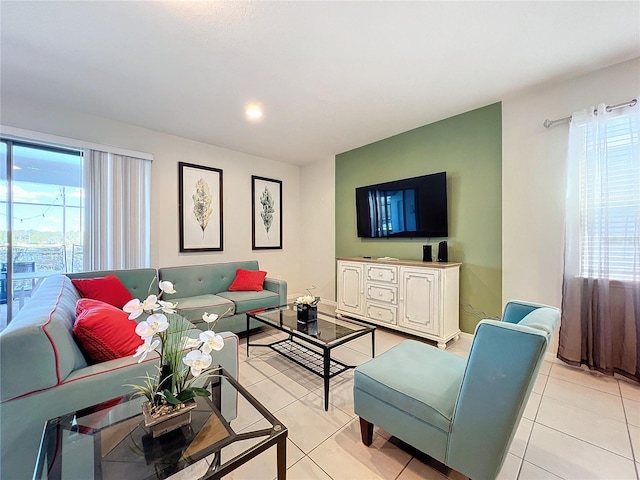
264;277;287;306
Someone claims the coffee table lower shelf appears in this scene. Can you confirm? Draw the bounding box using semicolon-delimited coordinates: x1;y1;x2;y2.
269;338;352;378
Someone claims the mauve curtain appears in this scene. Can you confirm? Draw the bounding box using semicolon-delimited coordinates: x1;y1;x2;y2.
558;98;640;382
83;149;151;270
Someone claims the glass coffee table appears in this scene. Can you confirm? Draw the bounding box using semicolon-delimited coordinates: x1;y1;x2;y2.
33;367;287;480
246;304;376;411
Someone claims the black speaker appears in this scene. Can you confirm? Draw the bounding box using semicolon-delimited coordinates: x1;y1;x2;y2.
422;245;432;262
437;241;448;262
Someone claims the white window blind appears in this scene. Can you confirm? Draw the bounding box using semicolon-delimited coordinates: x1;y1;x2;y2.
576;107;640;280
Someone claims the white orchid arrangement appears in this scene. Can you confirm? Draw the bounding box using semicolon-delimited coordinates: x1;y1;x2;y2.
124;280;229;408
295;286;320;306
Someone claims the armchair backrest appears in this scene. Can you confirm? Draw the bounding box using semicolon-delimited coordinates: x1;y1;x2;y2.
447;302;560;480
502;299;550;324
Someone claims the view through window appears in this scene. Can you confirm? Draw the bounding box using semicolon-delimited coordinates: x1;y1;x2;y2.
1;140;83;328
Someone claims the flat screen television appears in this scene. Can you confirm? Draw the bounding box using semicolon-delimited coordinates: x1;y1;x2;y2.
355;171;448;238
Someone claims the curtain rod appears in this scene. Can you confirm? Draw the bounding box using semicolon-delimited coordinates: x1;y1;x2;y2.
543;98;638;129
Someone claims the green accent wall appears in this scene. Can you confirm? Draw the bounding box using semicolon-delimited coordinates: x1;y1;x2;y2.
335;103;502;333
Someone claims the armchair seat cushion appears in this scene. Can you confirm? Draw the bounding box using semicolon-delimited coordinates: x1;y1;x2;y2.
171;294;235;323
354;340;466;433
217;290;280;314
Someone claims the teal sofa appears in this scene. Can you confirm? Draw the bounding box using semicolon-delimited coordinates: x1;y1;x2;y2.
159;260;287;333
354;300;560;480
66;261;287;335
0;270;240;480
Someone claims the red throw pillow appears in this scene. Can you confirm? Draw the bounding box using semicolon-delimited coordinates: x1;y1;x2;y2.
228;269;267;292
73;298;143;364
72;274;134;308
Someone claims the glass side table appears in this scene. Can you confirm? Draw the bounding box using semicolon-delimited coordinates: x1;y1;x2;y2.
33;367;287;480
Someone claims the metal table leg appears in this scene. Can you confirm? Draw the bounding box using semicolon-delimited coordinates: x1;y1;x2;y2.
246;314;250;357
371;329;376;358
276;436;287;479
323;348;330;411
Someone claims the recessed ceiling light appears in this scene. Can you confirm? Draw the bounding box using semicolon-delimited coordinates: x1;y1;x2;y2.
245;104;263;121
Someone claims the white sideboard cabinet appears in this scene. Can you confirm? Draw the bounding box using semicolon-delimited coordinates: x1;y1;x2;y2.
336;257;461;349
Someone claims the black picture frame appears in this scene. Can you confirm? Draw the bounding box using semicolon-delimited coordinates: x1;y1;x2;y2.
179;162;223;252
252;175;282;250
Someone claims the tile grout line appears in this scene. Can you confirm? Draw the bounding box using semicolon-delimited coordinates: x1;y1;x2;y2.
518;367;549;479
618;380;640;480
534;378;635;462
303;415;362;479
534;421;637;465
306;455;335;480
548;368;622;396
520;366;633;475
393;456;416;480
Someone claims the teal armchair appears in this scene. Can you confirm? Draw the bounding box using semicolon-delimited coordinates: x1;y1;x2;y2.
354;300;560;479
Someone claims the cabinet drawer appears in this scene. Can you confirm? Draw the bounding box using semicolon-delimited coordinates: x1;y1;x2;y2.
365;284;397;305
366;302;397;325
366;264;398;284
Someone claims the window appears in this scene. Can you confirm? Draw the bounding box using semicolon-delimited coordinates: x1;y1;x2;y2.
1;140;83;327
560;99;640;381
1;136;152;328
575;106;639;281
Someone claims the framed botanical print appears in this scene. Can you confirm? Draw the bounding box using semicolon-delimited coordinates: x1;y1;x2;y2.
179;162;223;252
252;175;282;250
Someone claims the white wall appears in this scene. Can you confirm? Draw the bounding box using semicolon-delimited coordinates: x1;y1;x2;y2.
298;157;336;303
502;57;640;308
1;96;303;294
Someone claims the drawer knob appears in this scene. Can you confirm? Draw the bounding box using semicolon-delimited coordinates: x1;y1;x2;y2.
378;292;383;296
378;312;382;316
379;272;383;276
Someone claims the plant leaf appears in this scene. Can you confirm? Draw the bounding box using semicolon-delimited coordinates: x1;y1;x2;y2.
192;178;213;237
176;389;196;402
191;387;211;397
260;186;274;236
163;389;181;405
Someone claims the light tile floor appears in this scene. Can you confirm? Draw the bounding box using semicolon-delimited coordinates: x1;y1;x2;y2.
208;323;640;479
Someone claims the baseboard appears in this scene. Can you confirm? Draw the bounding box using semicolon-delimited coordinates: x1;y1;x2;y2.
545;351;561;364
459;331;473;341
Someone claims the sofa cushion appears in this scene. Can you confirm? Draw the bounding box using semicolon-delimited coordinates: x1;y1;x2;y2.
71;274;134;308
217;290;280;313
171;294;235;323
73;299;143;364
354;340;466;433
229;268;267;292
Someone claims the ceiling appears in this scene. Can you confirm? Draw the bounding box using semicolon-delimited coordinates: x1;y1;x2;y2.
1;1;638;165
